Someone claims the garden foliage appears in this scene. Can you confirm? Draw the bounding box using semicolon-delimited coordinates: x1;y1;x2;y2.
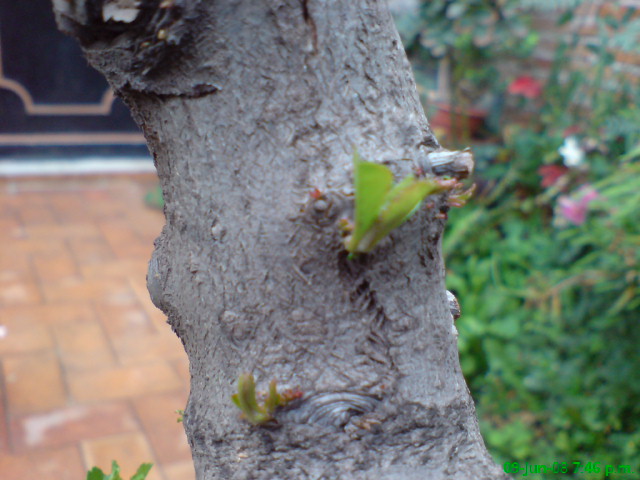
397;1;640;476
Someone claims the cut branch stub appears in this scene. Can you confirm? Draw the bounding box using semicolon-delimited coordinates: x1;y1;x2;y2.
419;148;475;179
52;0;205;85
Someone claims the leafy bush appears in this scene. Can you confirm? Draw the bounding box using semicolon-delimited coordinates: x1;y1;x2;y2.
446;149;639;475
397;0;537;105
395;1;640;477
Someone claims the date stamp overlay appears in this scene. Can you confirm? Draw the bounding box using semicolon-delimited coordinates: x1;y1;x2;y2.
504;461;639;478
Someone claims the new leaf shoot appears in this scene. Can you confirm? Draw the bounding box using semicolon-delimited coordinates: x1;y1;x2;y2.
346;152;452;255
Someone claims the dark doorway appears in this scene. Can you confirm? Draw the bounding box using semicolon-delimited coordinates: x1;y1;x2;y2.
0;0;148;159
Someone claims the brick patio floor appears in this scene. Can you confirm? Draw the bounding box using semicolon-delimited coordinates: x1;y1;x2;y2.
0;174;194;480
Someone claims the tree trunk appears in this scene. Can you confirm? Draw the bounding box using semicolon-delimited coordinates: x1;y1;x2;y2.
53;1;507;478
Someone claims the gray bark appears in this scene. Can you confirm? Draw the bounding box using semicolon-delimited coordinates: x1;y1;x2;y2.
52;0;508;478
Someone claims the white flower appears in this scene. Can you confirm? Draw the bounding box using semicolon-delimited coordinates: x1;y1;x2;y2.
558;136;585;167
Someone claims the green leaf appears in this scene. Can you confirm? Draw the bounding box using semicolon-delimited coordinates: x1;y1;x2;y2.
106;461;122;480
586;43;601;55
346;150;452;254
175;409;184;423
347;151;394;253
264;379;282;414
556;10;574;26
384;175;444;224
603;15;619;30
231;373;272;425
602;51;615;66
144;185;164;210
234;374;261;414
355;175;446;253
87;467;106;480
620;143;640;161
130;463;153;480
621;7;636;24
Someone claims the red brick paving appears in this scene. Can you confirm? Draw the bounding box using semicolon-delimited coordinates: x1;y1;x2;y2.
0;175;194;480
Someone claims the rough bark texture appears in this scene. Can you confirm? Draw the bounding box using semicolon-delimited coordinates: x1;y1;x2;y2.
53;1;508;478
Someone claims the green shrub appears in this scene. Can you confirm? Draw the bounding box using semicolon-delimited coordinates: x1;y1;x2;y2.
399;2;640;476
446;154;639;476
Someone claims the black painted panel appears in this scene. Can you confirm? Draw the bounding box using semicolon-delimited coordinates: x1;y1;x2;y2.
0;0;148;158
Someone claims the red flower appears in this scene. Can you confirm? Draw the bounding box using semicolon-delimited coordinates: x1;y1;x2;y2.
507;76;543;99
539;165;568;188
563;125;582;137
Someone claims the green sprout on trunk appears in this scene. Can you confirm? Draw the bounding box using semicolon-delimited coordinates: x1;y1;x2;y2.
231;373;302;426
344;151;457;256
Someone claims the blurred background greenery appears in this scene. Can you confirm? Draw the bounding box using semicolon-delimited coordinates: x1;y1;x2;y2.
392;1;639;477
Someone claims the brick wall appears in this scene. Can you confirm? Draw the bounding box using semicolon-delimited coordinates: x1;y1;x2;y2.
529;1;640;84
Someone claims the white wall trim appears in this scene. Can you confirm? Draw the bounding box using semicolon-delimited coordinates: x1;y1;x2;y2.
0;157;155;177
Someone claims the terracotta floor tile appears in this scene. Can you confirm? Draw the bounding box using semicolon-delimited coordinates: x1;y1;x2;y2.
0;246;42;306
11;238;66;256
95;300;156;340
82;188;116;204
81;433;162;480
24;223;102;240
16;204;58;225
99;220;147;252
115;243;155;261
48;192;91;223
0;387;8;453
0;175;195;476
67;363;182;403
113;329;185;366
41;277;136;304
4;189;55;203
0;192;18;211
52;319;116;371
2;352;67;415
172;357;192;387
0;312;53;355
0;251;30;280
0;257;33;309
68;237;116;265
79;258;149;280
0;216;25;240
0;279;43;307
0;445;85;480
128;214;163;243
132;392;191;465
9;402;138;453
2;302;96;326
31;248;81;284
85;198;133;221
128;278;169;332
161;460;196;480
134;225;162;246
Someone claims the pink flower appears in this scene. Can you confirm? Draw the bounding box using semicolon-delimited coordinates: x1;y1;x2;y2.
539;165;568;188
557;187;600;225
507;76;543;99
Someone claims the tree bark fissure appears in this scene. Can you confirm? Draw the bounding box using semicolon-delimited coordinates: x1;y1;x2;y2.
53;0;507;478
